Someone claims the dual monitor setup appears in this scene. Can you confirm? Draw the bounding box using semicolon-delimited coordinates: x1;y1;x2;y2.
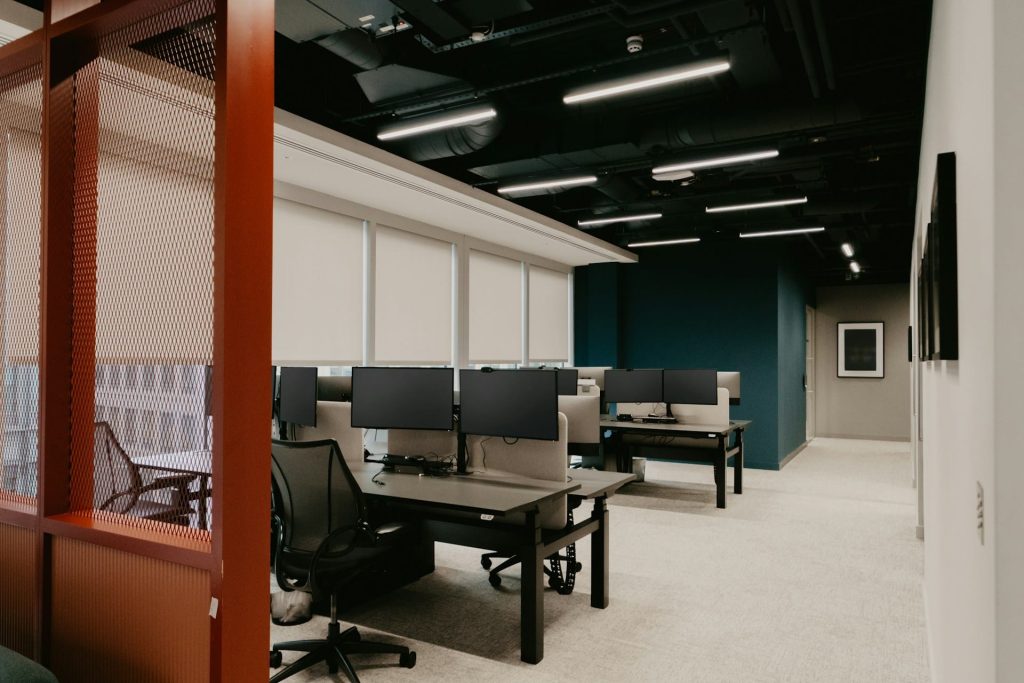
272;366;577;475
604;368;720;423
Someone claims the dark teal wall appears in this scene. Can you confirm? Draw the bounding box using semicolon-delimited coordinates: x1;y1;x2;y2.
574;242;812;469
776;263;810;461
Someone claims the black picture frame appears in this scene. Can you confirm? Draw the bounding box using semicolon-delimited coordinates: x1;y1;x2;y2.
837;322;885;378
923;152;959;361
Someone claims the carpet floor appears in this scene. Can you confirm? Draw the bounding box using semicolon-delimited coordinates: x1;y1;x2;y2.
269;437;929;682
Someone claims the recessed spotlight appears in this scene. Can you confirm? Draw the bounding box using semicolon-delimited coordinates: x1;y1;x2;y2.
377;106;497;141
652;149;778;175
563;58;730;105
578;213;662;227
738;226;825;238
497;175;599;194
627;237;701;248
841;243;854;258
358;14;375;22
850;261;861;273
810;136;827;144
705;197;807;213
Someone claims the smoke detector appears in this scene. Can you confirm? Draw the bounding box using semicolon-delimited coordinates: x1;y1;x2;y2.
626;35;643;53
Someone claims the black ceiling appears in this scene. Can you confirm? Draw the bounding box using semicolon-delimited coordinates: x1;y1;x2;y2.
275;0;932;285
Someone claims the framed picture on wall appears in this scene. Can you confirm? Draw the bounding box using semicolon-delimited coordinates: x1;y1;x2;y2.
837;322;884;378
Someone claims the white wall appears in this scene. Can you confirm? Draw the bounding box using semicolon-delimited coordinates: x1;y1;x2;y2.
913;1;1024;680
815;284;910;440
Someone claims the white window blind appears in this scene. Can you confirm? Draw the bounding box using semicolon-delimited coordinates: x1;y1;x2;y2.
468;250;523;364
374;225;453;365
528;266;570;362
272;198;363;364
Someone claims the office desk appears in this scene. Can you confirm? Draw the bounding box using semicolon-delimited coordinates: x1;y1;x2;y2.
133;451;212;529
348;464;633;664
599;418;751;509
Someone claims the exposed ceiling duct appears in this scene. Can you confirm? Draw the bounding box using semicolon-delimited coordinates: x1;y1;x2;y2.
315;29;384;70
386;114;504;162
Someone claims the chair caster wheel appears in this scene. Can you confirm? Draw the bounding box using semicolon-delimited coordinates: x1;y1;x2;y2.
269;650;282;668
400;651;417;668
557;584;574;596
488;573;501;588
481;557;492;570
548;576;562;590
571;562;583;572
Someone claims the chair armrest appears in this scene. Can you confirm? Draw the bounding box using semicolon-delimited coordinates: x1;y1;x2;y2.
308;522;377;595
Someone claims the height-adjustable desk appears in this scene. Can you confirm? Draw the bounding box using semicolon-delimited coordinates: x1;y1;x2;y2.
348;463;633;664
599;417;751;508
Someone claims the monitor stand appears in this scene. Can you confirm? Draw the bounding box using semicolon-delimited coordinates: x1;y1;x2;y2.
455;431;470;475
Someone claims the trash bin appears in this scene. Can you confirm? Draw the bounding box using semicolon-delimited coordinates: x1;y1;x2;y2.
631;457;646;482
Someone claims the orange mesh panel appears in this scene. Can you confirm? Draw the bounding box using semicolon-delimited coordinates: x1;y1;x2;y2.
67;0;217;543
0;63;42;508
0;522;35;656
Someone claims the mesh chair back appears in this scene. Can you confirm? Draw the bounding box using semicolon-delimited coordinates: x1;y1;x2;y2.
271;439;366;556
94;421;143;513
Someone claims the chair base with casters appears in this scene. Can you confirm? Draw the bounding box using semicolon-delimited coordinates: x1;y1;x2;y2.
480;506;583;595
269;594;415;683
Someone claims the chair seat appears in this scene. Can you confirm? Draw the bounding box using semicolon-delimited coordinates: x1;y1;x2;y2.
131;498;192;519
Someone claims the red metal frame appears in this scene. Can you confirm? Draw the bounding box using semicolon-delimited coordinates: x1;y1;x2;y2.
0;0;275;677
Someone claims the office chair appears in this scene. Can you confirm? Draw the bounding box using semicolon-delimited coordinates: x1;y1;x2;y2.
294;401;366;465
269;439;416;683
560;394;602;468
94;421;197;525
473;414;581;595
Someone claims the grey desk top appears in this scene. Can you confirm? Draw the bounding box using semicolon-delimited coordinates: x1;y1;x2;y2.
348;463;580;516
467;468;635;500
134;450;212;475
599;417;752;436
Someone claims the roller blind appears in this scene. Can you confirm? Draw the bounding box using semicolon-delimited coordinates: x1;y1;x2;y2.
468;250;523;364
272;198;363;364
528;266;570;362
374;226;453;365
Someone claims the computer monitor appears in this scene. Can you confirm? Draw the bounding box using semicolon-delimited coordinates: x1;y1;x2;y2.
279;366;318;427
556;368;578;396
603;369;663;404
351;367;454;431
318;375;352;402
717;371;741;405
459;369;559;441
664;369;718;405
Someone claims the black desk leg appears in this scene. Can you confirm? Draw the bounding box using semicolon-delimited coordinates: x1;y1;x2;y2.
591;497;609;609
714;437;727;509
520;512;544;664
734;429;744;494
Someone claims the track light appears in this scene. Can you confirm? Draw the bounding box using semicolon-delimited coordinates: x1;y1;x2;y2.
497;175;598;194
627;237;701;248
706;197;807;214
738;226;825;238
377;106;497;141
841;243;854;257
850;261;861;273
652;149;779;175
578;213;662;227
564;59;730;105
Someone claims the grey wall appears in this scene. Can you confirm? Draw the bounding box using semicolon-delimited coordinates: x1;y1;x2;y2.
814;284;910;440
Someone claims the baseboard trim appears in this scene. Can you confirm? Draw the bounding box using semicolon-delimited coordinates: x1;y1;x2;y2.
779;441;809;469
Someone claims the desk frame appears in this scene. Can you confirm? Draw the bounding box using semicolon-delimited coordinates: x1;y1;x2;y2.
601;419;749;508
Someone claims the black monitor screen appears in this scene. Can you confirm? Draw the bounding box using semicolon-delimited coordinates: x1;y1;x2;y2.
279;366;318;427
557;368;578;396
351;367;454;431
604;369;663;404
459;369;559;441
664;369;718;405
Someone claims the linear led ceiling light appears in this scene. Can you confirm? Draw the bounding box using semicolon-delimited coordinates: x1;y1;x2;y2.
563;59;730;105
841;242;855;257
850;261;861;273
578;212;663;227
377;106;497;141
652;149;779;175
497;175;598;194
738;226;826;238
706;196;807;214
627;237;701;248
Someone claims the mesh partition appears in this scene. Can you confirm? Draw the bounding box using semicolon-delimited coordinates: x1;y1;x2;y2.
0;64;42;508
67;0;217;542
